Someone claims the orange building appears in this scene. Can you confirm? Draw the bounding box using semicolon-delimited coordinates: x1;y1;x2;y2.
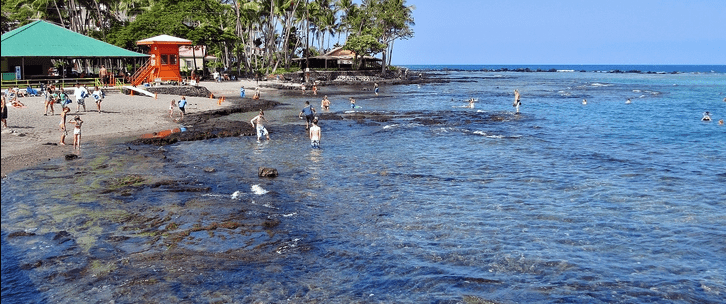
131;34;192;86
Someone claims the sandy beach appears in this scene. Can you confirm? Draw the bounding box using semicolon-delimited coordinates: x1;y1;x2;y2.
1;79;273;177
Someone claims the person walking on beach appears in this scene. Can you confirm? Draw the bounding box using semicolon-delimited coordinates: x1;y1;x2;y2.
299;101;316;129
1;96;8;128
513;89;521;113
59;107;71;145
99;65;109;88
43;87;55;116
309;117;321;149
71;115;83;149
321;95;331;110
73;83;88;113
250;110;270;141
374;83;379;96
92;86;104;113
178;96;187;121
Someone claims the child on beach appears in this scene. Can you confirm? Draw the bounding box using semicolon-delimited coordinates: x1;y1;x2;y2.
250;110;270;141
71;115;83;149
60;91;71;109
309;117;321;149
59;107;71;145
92;86;104;113
178;96;187;121
312;84;318;95
169;99;176;118
44;87;55;116
349;97;356;109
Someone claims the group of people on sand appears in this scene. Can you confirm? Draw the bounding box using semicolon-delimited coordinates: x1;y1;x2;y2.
1;82;105;148
168;96;188;121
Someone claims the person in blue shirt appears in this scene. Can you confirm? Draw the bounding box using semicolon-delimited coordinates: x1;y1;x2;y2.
178;96;188;121
298;101;316;130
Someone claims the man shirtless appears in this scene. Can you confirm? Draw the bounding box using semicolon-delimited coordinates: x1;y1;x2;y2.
250;110;270;141
309;117;321;149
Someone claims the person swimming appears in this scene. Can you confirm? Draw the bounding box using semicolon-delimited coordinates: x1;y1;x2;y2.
582;99;587;105
626;98;631;104
702;111;712;121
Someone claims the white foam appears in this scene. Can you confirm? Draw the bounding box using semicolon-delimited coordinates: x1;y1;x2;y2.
251;184;268;195
230;191;242;199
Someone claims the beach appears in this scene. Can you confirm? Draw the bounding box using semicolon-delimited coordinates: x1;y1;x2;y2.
1;80;273;177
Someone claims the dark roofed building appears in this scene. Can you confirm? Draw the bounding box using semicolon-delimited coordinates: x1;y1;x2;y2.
294;47;381;70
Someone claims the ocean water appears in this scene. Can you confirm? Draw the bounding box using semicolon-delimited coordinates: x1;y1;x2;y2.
2;68;726;303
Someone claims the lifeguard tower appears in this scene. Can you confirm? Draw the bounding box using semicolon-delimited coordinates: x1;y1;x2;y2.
130;34;192;86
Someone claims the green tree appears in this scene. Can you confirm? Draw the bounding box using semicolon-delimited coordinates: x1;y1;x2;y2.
344;33;384;70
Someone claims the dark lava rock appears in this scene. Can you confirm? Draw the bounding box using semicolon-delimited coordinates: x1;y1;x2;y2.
65;154;79;160
7;231;36;238
258;167;278;178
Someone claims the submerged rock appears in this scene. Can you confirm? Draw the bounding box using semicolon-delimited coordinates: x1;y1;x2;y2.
258;167;278;178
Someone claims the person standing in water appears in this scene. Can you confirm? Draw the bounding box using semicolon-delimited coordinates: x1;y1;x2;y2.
298;101;316;130
513;89;521;113
374;83;379;96
349;97;356;109
250;110;270;141
309;117;321;149
321;95;331;110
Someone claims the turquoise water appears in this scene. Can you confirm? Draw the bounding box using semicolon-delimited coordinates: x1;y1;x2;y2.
3;69;726;303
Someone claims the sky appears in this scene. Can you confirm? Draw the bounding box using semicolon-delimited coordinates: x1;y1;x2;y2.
390;0;726;65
